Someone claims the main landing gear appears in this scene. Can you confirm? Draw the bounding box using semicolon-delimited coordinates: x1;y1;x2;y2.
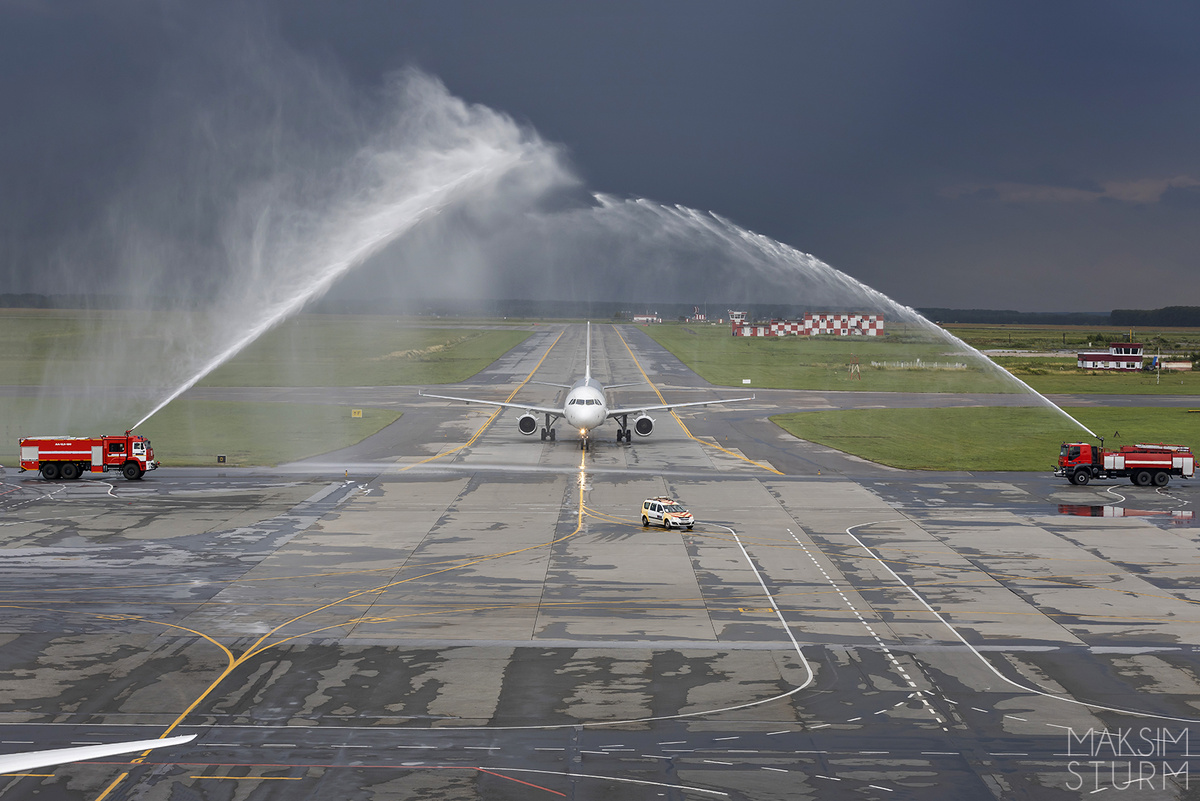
539;411;558;441
615;414;631;444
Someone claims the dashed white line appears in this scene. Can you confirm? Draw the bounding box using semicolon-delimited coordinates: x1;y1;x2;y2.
790;528;948;729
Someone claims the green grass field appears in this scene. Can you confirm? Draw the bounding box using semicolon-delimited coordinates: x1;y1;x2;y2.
637;323;1019;393
137;400;403;466
5;308;1197;470
771;406;1200;471
638;321;1200;395
0;396;402;467
0;309;532;387
941;323;1200;353
0;310;530;466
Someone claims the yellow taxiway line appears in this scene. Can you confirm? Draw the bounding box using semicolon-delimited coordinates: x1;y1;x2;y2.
612;326;782;475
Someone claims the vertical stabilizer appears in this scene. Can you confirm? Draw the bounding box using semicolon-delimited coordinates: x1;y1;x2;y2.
585;322;592;383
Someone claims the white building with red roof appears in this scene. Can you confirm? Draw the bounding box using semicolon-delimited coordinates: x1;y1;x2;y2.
1077;343;1144;371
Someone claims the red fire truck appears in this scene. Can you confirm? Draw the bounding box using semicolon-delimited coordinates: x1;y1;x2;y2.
1056;440;1194;487
19;431;158;481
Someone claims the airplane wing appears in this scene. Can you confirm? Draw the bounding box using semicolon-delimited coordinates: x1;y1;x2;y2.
607;395;754;418
418;390;561;416
0;734;195;774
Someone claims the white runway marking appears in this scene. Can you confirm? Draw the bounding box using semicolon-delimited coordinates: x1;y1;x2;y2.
790;527;947;726
845;520;1200;725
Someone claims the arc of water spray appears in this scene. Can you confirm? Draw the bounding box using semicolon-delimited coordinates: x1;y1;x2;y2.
132;157;523;430
602;195;1098;440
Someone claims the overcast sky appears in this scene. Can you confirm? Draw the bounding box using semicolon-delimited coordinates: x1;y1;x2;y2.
2;1;1198;312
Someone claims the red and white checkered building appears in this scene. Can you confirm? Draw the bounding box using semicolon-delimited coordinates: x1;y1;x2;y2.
732;313;885;337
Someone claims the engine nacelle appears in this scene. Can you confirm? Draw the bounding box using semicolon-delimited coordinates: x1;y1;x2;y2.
517;413;538;436
633;413;655;437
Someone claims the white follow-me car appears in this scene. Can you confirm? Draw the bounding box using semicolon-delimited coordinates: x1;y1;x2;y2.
641;497;694;530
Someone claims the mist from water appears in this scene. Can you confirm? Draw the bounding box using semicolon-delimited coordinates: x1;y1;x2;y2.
25;28;1095;442
37;66;576;433
561;196;1099;438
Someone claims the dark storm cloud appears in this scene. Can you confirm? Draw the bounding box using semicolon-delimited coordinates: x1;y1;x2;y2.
2;0;1199;311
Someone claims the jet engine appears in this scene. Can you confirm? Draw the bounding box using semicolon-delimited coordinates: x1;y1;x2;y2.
633;413;655;437
517;413;538;436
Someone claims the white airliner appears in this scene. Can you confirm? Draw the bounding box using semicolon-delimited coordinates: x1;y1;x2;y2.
0;734;194;774
419;323;752;450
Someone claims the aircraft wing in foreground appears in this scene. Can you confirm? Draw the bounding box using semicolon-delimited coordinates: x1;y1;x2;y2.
0;734;195;775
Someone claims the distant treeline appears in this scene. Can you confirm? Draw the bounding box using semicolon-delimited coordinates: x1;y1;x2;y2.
1110;307;1200;327
3;294;1199;327
0;293;203;310
916;308;1111;326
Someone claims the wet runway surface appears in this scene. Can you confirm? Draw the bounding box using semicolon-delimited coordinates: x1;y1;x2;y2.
2;324;1198;799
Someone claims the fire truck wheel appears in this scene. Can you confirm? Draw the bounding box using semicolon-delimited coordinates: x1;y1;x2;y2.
59;462;80;480
121;462;143;481
40;462;60;480
1134;470;1153;487
1073;469;1090;486
1154;471;1170;487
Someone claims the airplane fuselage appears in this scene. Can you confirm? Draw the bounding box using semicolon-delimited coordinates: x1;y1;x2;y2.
563;377;607;435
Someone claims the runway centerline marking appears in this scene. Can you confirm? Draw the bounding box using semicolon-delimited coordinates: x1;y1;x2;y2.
789;528;946;728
